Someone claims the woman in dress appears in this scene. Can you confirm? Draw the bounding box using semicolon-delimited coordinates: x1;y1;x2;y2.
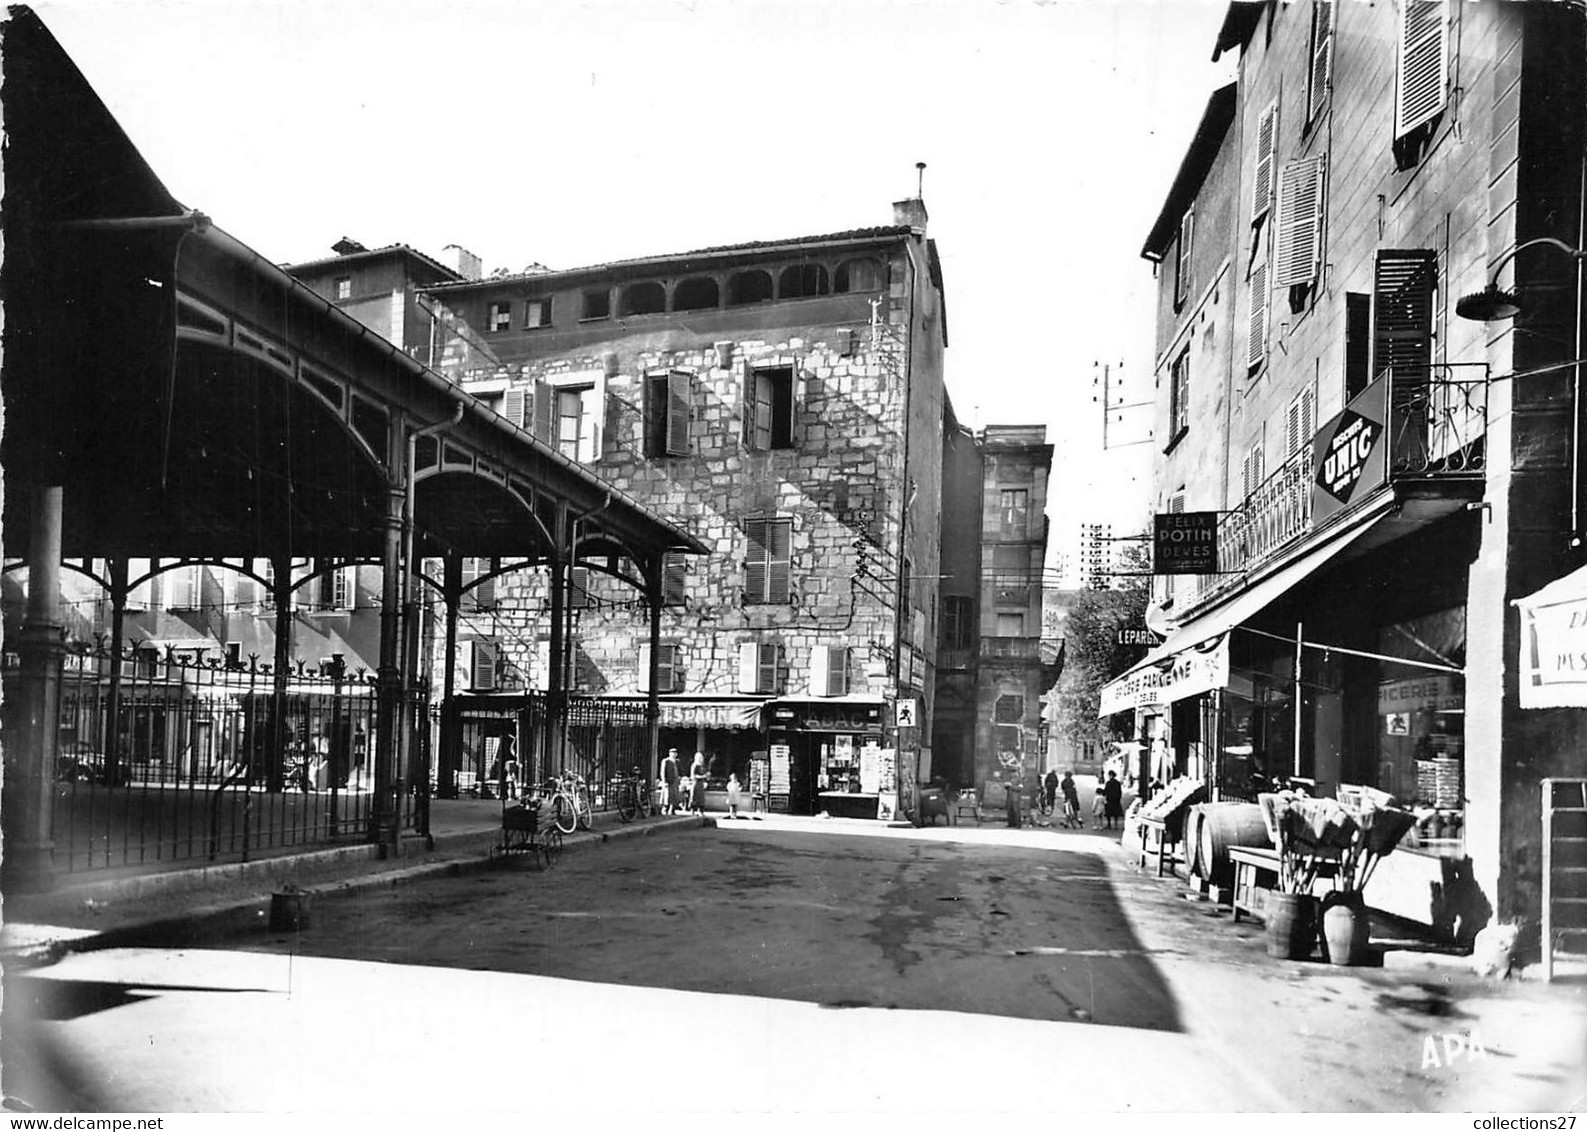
689;752;709;816
1103;770;1125;830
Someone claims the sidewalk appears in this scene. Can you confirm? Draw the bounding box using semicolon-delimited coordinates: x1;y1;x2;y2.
0;800;704;964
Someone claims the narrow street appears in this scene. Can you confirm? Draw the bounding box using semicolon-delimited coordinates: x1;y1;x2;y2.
6;822;1584;1114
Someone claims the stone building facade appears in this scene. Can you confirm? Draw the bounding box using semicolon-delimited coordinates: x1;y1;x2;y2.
418;198;949;816
1110;0;1587;945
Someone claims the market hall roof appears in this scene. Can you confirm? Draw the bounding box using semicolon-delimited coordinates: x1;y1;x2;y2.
0;5;704;571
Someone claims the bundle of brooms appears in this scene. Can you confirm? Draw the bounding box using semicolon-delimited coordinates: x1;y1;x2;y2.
1260;789;1416;894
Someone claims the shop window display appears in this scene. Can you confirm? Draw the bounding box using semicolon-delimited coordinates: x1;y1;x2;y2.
1375;607;1464;856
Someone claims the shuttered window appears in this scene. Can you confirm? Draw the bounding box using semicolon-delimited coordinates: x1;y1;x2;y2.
745;367;795;450
569;566;591;610
1241;444;1266;501
533;378;555;443
1275;155;1326;288
810;645;849;697
744;517;792;604
1252;101;1279;226
1373;250;1437;383
1307;0;1333;123
1247;259;1269;370
470;641;497;690
1397;0;1448;139
738;642;780;694
1285;386;1318;457
502;387;528;429
461;557;494;611
1170;348;1190;439
1174;210;1194;308
662;551;687;606
637;642;680;693
645;371;692;457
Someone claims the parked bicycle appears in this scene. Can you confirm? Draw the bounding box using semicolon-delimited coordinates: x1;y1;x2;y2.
613;767;654;822
528;773;593;835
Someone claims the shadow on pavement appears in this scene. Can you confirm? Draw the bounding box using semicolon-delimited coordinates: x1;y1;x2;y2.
153;824;1185;1033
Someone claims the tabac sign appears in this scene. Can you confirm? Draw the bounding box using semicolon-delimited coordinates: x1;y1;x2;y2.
1313;375;1388;523
1154;511;1219;574
1099;636;1230;716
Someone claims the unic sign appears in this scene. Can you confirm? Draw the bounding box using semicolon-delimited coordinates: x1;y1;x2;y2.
1154;511;1219;574
1312;374;1388;523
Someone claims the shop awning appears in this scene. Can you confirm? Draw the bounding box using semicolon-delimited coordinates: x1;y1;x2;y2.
1515;564;1587;708
1100;508;1391;716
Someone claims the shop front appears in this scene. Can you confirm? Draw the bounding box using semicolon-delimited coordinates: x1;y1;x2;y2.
651;695;768;808
765;696;890;818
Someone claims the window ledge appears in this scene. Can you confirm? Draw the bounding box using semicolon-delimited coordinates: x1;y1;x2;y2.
1162;426;1190;456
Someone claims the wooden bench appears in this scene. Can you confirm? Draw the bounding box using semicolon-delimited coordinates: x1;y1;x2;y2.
1228;845;1341;922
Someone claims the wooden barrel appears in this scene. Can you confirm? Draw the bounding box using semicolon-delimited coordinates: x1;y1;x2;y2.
1199;802;1271;888
1183;805;1207;878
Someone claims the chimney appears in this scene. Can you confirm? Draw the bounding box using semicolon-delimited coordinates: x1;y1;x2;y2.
332;237;368;256
439;244;483;281
892;198;929;232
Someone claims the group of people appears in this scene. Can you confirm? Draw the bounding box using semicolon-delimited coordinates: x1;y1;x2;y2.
659;747;710;817
1039;768;1125;830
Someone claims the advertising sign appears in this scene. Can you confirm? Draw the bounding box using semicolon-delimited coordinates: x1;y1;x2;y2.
1516;563;1587;708
1154;511;1219;574
1099;635;1231;715
1117;627;1159;646
1313;375;1388;523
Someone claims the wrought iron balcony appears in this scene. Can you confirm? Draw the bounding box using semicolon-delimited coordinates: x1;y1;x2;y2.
1176;364;1488;613
980;635;1042;661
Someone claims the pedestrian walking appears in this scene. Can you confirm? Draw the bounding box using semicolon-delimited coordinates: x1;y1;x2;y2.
661;748;682;815
1092;782;1107;824
1103;770;1124;830
689;751;708;816
726;772;743;818
1042;769;1059;815
1060;771;1081;828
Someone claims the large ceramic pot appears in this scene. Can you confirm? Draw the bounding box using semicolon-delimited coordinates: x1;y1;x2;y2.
1321;890;1371;966
1264;891;1318;960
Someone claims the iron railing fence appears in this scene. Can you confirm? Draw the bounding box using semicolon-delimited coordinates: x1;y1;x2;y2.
4;641;436;872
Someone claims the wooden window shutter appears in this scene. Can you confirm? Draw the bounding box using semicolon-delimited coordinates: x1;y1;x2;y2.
569;566;591;609
658;644;679;693
767;519;792;603
1175;210;1194;306
1275;155;1326;287
662;551;686;606
1247;260;1269;370
744;518;769;603
1242;444;1265;500
753;372;774;450
1285;389;1317;457
1252;101;1279;225
1308;0;1333;122
471;641;497;690
638;642;652;693
1373;250;1437;383
737;642;760;693
758;643;779;695
666;370;691;456
532;378;555;443
503;387;527;428
826;646;849;696
1397;0;1448;139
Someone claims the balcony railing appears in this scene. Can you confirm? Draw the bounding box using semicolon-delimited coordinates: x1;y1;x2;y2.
981;635;1041;661
1178;364;1488;613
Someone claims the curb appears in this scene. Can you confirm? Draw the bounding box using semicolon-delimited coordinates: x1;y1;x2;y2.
3;815;703;966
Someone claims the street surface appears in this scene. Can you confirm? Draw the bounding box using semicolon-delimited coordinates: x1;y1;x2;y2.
5;819;1586;1115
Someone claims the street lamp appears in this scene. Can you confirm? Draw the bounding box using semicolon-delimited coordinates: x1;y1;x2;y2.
1456;237;1587;321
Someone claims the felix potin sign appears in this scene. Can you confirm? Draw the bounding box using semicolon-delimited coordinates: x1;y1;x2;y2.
1154;511;1219;574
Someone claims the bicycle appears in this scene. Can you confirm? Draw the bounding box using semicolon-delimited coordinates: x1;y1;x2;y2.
613;767;654;822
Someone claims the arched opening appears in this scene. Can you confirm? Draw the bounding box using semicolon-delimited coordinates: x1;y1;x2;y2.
619;281;666;317
778;263;830;299
727;270;774;306
834;257;885;293
672;276;720;312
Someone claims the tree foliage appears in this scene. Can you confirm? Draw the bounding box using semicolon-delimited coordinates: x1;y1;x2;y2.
1056;537;1150;750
